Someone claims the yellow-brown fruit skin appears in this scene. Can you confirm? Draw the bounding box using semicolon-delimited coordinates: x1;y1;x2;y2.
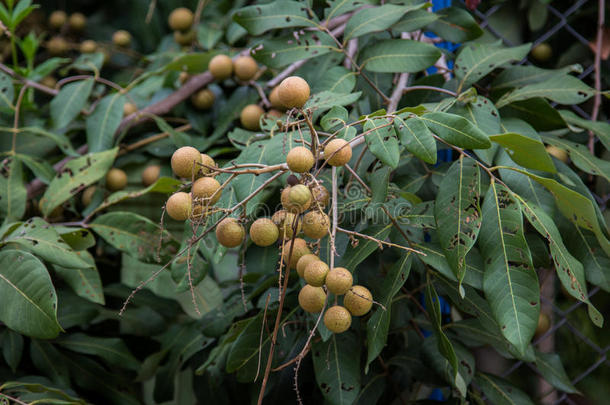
535;312;551;339
191;88;215;110
123;102;137;117
198;154;216;176
141;165;161;186
179;71;190;84
296;254;319;278
113;30;131;47
531;43;552;62
287;184;312;213
174;30;195;46
216;218;245;248
80;40;97;54
209;54;233;80
69;13;86;31
249;218;279;247
312;184;330;208
106;168;128;191
168;7;194;31
269;86;285;110
546;145;568;163
271;210;301;239
325;267;353;295
171;146;202;179
41;76;57;89
324;306;352;333
298;285;326;313
324;139;352;167
240;104;264;131
278;76;310;109
47;37;68;56
304;261;329;287
286;146;314;173
167;192;192;221
233;56;258;81
281;238;310;269
302;210;329;239
344;285;373;316
49;11;67;29
81;186;96;206
267;109;283;118
192;177;222;205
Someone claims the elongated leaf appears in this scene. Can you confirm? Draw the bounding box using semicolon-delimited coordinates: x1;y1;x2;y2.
316;66;357;94
16;153;56;184
359;39;441;73
497;75;595;108
0;250;62;338
421;112;491;149
475;372;535;405
490;132;556;173
56;332;139;371
339;225;391;270
394;116;437;164
54;250;105;305
17;126;77;156
435;156;482;286
86;92;125;153
30;339;70;387
164;52;216;73
0;157;26;222
50;79;94;129
233;1;319;35
480;181;538;354
492;64;582;90
2;329;23;372
415;242;484;290
0;71;14;110
363;118;400;168
428;7;483;42
542;135;610;181
252;31;337;68
344;3;426;43
559;109;610;150
534;351;580;394
500;98;566;131
392;9;439;32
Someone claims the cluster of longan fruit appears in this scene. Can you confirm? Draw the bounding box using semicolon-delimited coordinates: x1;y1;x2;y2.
168;7;196;46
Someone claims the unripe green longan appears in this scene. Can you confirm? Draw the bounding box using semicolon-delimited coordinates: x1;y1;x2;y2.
302;210;329;239
546;145;568;163
168;8;194;32
286;146;314;173
80;40;97;54
216;217;245;248
199;154;216;176
192;177;222;204
296;253;319;278
325;267;352;295
191;88;215;110
271;210;301;239
81;186;96;206
312;184;330;208
344;285;373;316
174;30;195;46
240;104;264;131
281;238;310;269
304;261;329;287
49;10;67;29
324;139;352;167
288;184;312;213
123;102;137;117
249;218;279;247
268;86;285;110
69;13;86;31
298;285;326;313
278;76;310;109
209;54;233;80
106;168;128;191
171;146;202;178
141;165;161;186
531;43;552;62
47;37;68;56
233;56;258;81
113;30;131;47
324;306;352;333
166;192;192;221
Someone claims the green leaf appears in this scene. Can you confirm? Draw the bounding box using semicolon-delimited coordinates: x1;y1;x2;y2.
428;7;483;42
16;153;56;184
233;1;319;35
415;242;484;290
1;328;23;372
0;250;62;339
0;156;26;222
65;53;105;74
40;148;118;217
475;372;535;405
491;64;583;90
54;250;105;305
325;0;376;20
315;66;357;94
360;39;441;73
500;98;566;131
421;112;492;149
542;135;610;181
435;156;482;287
30;339;70;387
363;118;400;168
0;71;14;110
313;333;361;405
497;75;596;108
393;116;437;164
225;313;266;373
121;253;176;299
339;224;391;270
165;52;217;73
56;332;139;371
534;351;580;394
196;25;223;50
559;109;610;150
175;276;223;319
343;3;427;43
480;181;538;354
392;9;439;32
490;132;556;173
252;31;337;68
16;126;77;156
304;91;362;118
86;92;125;153
57;227;96;251
50;79;94;129
455;42;530;92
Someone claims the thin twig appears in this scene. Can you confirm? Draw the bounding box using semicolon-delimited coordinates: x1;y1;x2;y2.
337;227;424;255
588;0;605;153
0;63;58;95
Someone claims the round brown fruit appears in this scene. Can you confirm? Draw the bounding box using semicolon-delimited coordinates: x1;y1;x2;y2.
267;109;283;118
216;218;245;248
179;71;190;84
302;210;329;239
288;184;312;213
141;165;161;186
174;29;195;46
191;88;215;110
166;192;192;221
209;54;233;80
344;285;373;316
112;30;131;47
298;285;326;313
304;260;329;287
168;7;194;31
271;210;301;240
324;139;352;166
296;253;319;278
278;76;310;109
171;146;202;178
546;145;568;163
41;76;57;89
233;56;258;81
531;43;552;62
286;146;314;173
311;184;330;208
281;238;310;269
199;153;216;176
535;312;551;338
268;86;285;110
47;37;68;56
240;104;264;131
192;177;222;204
68;13;86;31
80;40;97;54
123;102;137;117
191;204;208;220
325;267;352;295
106;168;128;191
324;306;352;333
81;186;96;206
249;218;279;247
49;10;67;29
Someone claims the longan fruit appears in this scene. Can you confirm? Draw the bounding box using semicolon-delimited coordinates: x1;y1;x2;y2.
311;184;330;208
168;7;194;32
68;13;86;31
278;76;310;109
286;146;314;173
179;71;190;84
216;217;245;248
209;54;233;80
302;210;329;239
304;261;329;287
531;43;552;62
535;312;551;338
288;184;312;213
113;30;131;47
325;267;352;295
249;218;279;247
198;153;216;176
233;56;258;81
191;204;208;220
174;29;195;46
141;165;161;186
123;102;137;117
296;253;319;278
324;139;352;166
47;37;68;56
166;192;192;221
106;168;128;191
80;40;97;54
344;285;373;316
39;199;63;219
281;238;310;269
192;177;222;204
271;210;301;239
240;104;264;131
49;11;67;29
191;88;215;110
171;146;202;178
546;145;568;163
324;306;352;333
41;76;57;89
267;109;283;118
81;186;96;206
298;285;326;313
268;86;284;110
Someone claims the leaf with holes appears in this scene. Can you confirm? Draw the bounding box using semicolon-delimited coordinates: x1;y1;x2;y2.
421;112;491;149
363;118;400;168
233;1;319;35
393;115;437;164
50;79;94;129
86;92;125;153
496;75;595;108
359;39;441;73
0;157;26;222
